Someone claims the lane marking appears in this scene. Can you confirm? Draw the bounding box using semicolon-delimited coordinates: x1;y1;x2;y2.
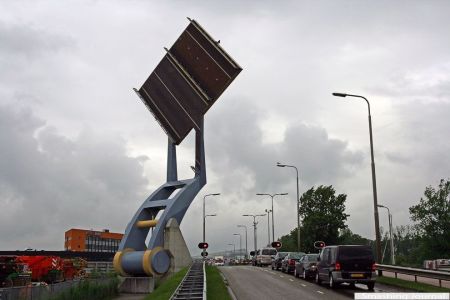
264;270;268;272
317;291;324;294
280;275;284;278
269;272;276;275
289;279;294;282
301;283;307;287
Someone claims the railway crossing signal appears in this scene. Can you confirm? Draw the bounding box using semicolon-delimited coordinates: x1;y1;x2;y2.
198;242;209;249
201;251;208;257
271;241;282;249
314;241;325;249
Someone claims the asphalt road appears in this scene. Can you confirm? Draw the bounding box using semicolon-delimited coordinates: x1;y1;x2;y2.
220;265;403;300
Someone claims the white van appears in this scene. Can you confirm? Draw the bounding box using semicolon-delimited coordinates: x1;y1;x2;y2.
256;247;277;266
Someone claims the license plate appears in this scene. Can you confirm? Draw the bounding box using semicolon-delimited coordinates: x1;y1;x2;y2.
351;273;364;278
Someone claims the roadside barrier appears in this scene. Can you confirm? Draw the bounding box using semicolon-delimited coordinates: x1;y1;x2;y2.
377;264;450;287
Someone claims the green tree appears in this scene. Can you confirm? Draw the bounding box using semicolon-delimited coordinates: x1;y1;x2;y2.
338;228;373;246
409;179;450;261
298;185;349;253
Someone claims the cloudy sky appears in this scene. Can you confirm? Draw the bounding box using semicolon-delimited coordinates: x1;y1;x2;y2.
1;1;449;255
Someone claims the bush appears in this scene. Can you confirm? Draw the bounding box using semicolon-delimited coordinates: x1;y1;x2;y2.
50;277;119;300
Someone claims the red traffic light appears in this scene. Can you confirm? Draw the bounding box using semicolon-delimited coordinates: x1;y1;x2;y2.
271;241;282;248
314;241;325;249
198;242;209;249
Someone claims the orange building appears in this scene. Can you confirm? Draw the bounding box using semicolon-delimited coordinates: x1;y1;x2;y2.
64;229;123;252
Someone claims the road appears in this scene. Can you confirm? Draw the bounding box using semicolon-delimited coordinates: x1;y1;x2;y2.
220;265;404;300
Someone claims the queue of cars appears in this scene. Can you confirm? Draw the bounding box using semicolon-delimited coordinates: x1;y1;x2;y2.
255;244;377;291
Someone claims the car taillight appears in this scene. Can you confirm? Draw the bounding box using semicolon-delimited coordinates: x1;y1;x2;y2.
289;259;295;265
372;263;376;271
335;262;341;271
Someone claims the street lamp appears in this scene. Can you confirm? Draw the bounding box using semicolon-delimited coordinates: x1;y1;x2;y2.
378;204;395;265
243;214;266;261
203;193;220;255
256;193;288;243
276;162;301;251
333;92;382;264
264;209;272;246
237;225;248;259
233;233;242;260
228;243;236;259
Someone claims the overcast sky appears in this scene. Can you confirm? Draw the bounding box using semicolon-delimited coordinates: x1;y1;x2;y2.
1;1;449;255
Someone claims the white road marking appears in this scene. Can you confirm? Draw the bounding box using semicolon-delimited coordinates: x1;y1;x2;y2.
280;275;284;278
317;291;324;294
289;279;294;282
301;283;307;287
264;269;268;272
270;272;276;275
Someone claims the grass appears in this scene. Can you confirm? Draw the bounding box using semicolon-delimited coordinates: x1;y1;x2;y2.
144;267;188;300
50;277;119;300
206;265;232;300
377;275;450;293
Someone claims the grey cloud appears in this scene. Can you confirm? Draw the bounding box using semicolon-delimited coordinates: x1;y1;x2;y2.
0;21;73;60
205;97;364;199
0;104;149;250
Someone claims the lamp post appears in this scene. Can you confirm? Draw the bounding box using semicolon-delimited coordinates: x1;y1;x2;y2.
264;209;272;246
243;214;266;262
333;92;382;264
228;243;236;259
233;233;242;260
237;225;248;259
203;193;220;256
256;193;288;243
276;162;301;251
378;204;395;265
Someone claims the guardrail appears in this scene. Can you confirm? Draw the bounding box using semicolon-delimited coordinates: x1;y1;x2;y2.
377;264;450;288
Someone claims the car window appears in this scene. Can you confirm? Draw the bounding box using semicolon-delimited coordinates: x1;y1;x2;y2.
307;254;318;261
338;246;374;261
290;252;304;259
322;248;330;264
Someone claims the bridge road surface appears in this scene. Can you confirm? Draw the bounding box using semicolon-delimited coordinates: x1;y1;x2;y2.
220;265;403;300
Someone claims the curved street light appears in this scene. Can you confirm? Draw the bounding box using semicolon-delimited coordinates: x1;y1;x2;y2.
237;225;248;259
243;214;266;260
276;162;301;251
333;92;382;264
203;193;220;255
256;193;288;243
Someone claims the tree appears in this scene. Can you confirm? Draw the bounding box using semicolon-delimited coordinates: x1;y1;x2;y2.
409;179;450;260
298;185;349;253
338;228;372;246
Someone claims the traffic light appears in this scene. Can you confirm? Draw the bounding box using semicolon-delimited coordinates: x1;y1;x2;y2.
271;241;282;248
314;241;325;249
198;242;209;249
201;251;208;257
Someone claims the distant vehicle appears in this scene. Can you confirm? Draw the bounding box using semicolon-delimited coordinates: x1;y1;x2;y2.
315;245;376;290
271;252;288;270
281;252;305;273
294;253;319;279
214;256;224;266
256;247;277;267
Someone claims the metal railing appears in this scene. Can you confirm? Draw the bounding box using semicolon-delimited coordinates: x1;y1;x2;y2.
170;261;206;300
377;264;450;288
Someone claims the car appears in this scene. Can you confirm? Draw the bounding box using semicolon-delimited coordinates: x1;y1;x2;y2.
271;252;288;270
294;253;319;279
280;252;305;273
315;245;376;290
256;247;277;267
